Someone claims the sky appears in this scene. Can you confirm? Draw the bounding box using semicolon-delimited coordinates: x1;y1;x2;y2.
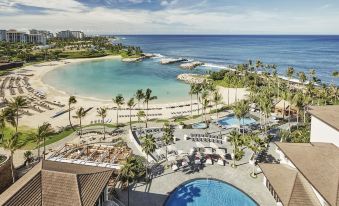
0;0;339;35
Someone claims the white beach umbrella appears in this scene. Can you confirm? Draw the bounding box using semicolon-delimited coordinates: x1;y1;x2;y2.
204;147;213;155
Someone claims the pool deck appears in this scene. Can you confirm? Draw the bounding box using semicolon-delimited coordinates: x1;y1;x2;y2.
117;162;276;206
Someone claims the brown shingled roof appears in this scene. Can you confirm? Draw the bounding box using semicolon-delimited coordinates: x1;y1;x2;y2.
275;142;339;206
0;160;114;206
307;105;339;131
259;163;321;206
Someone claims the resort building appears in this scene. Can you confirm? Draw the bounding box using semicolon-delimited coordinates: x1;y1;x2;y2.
27;33;47;45
0;30;6;41
307;105;339;147
0;160;115;206
5;29;27;43
56;30;85;39
259;142;339;206
29;29;54;39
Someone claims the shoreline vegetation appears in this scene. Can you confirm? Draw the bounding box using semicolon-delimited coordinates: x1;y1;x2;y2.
0;36;338;154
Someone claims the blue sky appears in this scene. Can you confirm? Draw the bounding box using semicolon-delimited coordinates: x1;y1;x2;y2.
0;0;339;34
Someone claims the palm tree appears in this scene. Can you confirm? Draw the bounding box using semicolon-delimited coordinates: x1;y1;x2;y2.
97;107;107;139
212;91;222;118
3;133;21;183
297;71;307;85
135;89;144;110
33;122;53;161
127;98;136;129
247;133;265;178
120;156;140;206
113;94;125;127
189;84;195;117
233;100;249;136
9;96;28;132
0;111;6;143
73;107;86;138
162;123;174;162
193;84;202;115
144;89;157;128
23;150;33;165
141;134;156;180
286;67;295;89
228;130;241;168
137;110;146;130
68;96;77;131
259;97;272;132
280;91;289;119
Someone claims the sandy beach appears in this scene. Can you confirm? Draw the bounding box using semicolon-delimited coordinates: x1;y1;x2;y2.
9;56;248;129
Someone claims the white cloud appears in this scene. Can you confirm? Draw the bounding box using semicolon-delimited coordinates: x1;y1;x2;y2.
0;0;339;34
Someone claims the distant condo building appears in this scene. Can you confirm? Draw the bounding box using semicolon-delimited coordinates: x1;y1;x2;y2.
5;30;27;43
0;30;6;41
56;30;85;39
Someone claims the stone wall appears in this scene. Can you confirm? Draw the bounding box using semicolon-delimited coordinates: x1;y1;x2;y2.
0;155;13;194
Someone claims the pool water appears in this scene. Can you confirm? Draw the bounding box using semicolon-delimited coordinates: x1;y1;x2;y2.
165;179;257;206
217;115;256;126
192;122;208;129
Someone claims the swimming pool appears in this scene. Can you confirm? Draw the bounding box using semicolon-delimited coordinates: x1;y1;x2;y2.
217;115;256;126
165;179;257;206
192;122;208;129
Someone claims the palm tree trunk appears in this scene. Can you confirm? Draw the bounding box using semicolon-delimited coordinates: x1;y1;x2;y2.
68;104;75;131
129;108;132;129
16;109;19;133
283;102;286;119
10;154;15;183
43;136;46;160
190;94;193;118
146;155;148;180
127;179;130;206
215;103;218;118
37;141;40;161
146;102;148;128
103;117;106;140
79;118;82;138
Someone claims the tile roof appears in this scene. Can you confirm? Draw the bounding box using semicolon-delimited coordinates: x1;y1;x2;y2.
275;142;339;206
259;163;321;206
308;105;339;131
0;160;114;206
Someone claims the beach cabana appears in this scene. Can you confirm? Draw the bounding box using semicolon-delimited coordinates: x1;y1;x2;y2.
274;99;297;117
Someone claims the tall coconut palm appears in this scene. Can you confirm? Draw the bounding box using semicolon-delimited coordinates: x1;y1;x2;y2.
33;122;53;161
162;123;174;162
113;94;125;127
141;134;156;180
193;84;202;115
212;91;222;118
68;96;77;131
144;89;157;128
120;156;139;206
286;67;295;89
228;130;241;168
259;97;272;132
97;107;107;139
73;107;86;138
297;71;307;85
137;110;146;131
247;133;265;178
9;96;28;132
280;91;289;119
189;84;195;117
200;90;209;123
127;98;136;129
135;89;144;110
3;133;21;183
233;100;249;136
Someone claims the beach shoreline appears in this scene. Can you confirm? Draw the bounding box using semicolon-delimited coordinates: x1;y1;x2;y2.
9;56;248;128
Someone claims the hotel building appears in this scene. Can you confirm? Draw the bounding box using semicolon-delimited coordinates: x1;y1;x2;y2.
0;30;6;41
5;30;27;43
56;30;85;39
259;105;339;206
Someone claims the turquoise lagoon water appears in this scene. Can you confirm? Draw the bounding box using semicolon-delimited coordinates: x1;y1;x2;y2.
165;179;257;206
218;115;256;126
43;58;200;103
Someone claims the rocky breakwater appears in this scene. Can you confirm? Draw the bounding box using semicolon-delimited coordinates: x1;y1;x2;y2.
180;61;204;70
122;53;157;62
160;58;187;65
177;73;209;84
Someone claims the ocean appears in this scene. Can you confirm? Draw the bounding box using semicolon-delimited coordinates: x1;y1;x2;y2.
44;35;339;102
118;35;339;84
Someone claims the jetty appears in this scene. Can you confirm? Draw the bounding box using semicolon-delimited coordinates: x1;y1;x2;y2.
177;73;208;84
160;58;187;65
180;61;204;69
